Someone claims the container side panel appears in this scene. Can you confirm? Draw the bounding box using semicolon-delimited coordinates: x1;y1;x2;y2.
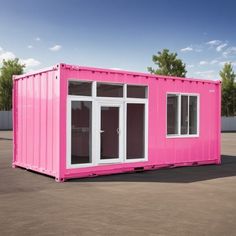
59;68;220;180
46;71;53;173
13;80;17;163
154;79;220;165
52;71;60;176
22;78;27;166
13;68;60;178
59;67;67;179
40;73;48;171
26;76;34;167
15;80;20;164
33;75;41;168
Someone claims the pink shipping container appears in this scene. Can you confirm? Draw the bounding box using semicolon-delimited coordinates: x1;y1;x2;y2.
12;63;221;182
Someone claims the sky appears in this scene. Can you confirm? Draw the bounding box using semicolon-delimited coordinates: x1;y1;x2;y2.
0;0;236;80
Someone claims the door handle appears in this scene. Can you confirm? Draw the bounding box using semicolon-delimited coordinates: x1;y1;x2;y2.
116;128;120;134
100;130;105;133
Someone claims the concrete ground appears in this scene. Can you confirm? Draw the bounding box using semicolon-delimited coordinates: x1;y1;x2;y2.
0;132;236;236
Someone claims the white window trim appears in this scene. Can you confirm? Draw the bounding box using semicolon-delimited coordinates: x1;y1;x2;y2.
67;80;149;169
166;92;200;139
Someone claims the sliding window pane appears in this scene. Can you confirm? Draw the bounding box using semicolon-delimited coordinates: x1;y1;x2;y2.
71;101;92;164
167;94;179;135
181;95;188;134
69;81;92;96
97;83;123;97
189;96;198;134
127;104;145;159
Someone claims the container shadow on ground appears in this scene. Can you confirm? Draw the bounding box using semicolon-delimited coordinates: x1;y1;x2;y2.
69;155;236;184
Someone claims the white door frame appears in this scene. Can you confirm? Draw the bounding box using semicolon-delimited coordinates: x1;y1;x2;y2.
66;82;149;169
95;101;124;164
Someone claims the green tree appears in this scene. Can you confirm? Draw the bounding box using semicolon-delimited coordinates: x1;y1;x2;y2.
0;59;25;110
220;63;236;116
148;49;187;77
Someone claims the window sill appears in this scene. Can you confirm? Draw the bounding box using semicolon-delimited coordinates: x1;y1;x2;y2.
166;134;199;139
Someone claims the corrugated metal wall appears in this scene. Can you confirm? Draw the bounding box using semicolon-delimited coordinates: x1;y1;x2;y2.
13;69;60;178
0;111;12;130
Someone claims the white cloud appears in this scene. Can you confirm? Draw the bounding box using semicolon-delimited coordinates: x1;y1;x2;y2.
223;47;236;57
27;45;33;49
210;59;218;65
219;61;228;66
187;64;194;68
49;44;62;51
195;70;216;79
216;43;227;52
180;45;203;53
206;40;222;46
35;37;40;41
195;70;215;75
195;48;202;52
218;61;236;67
180;47;193;52
0;47;40;71
20;58;41;68
0;50;16;62
199;60;208;65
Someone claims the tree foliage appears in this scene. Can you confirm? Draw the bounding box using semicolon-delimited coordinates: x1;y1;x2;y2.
220;63;236;116
0;59;25;110
148;49;187;77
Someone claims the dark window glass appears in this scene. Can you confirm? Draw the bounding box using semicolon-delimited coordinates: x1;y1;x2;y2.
167;94;179;135
69;81;92;96
97;83;123;97
189;96;198;134
126;104;145;159
71;101;92;164
100;106;119;160
181;95;188;134
127;85;147;98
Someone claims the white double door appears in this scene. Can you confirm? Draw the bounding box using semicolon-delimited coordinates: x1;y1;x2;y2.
95;102;124;164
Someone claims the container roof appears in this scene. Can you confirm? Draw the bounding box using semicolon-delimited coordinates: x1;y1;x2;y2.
14;63;221;84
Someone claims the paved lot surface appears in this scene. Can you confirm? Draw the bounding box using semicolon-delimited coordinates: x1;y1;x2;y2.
0;132;236;236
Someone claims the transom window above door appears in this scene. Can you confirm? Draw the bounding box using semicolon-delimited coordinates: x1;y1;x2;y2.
69;81;92;96
68;81;148;99
97;83;123;97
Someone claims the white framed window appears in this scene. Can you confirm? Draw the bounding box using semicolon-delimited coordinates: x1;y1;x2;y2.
166;93;199;138
67;80;149;168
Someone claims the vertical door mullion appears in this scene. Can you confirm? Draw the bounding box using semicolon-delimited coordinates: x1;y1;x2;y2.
67;98;71;168
97;103;101;164
124;102;127;162
119;104;123;163
178;94;181;135
145;101;148;160
187;96;190;135
92;100;96;165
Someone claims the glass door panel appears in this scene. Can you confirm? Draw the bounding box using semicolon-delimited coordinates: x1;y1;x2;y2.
100;106;120;160
71;101;92;164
